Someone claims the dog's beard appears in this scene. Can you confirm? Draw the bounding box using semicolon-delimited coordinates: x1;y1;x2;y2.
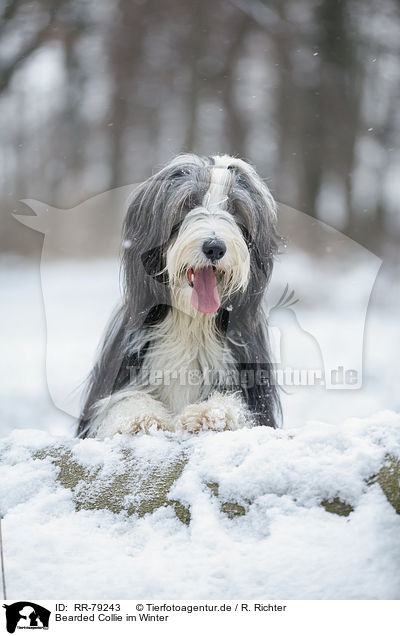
166;207;250;315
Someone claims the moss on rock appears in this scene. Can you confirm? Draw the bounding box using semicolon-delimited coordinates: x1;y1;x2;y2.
321;497;354;517
32;446;400;523
368;455;400;515
35;446;191;523
206;482;247;518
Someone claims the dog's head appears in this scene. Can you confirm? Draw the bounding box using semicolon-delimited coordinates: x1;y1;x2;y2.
122;154;279;324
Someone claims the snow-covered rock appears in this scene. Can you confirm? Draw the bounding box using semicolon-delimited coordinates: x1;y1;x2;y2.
1;412;399;599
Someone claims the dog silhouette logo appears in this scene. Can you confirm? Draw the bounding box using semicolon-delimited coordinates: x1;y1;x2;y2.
268;284;323;371
3;602;51;633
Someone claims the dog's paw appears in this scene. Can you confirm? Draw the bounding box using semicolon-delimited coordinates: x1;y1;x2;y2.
117;413;168;435
175;393;252;433
93;392;173;438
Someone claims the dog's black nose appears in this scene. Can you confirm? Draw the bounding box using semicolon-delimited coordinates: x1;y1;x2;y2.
202;238;226;262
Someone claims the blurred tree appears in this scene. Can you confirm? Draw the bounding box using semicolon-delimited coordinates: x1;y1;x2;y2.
0;0;399;255
316;0;361;233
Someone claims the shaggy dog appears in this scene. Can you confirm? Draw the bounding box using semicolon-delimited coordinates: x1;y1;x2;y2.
77;154;280;438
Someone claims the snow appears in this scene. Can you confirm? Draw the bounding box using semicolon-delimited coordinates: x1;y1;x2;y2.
0;417;399;599
0;254;399;599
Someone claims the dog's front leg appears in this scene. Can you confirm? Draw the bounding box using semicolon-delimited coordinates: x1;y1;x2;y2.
90;390;173;438
175;392;252;433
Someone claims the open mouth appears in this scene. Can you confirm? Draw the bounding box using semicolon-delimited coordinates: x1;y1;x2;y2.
187;266;221;314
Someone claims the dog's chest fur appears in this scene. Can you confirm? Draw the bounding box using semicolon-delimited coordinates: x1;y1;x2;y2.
136;308;235;414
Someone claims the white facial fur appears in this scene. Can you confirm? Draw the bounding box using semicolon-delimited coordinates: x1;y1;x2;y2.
166;162;251;315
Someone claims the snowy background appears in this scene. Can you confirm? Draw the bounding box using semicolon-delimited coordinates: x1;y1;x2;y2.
0;252;399;600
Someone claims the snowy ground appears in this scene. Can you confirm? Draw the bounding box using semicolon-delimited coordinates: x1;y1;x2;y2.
0;254;399;599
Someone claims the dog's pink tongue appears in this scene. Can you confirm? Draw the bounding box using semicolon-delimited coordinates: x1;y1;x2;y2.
191;266;220;313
